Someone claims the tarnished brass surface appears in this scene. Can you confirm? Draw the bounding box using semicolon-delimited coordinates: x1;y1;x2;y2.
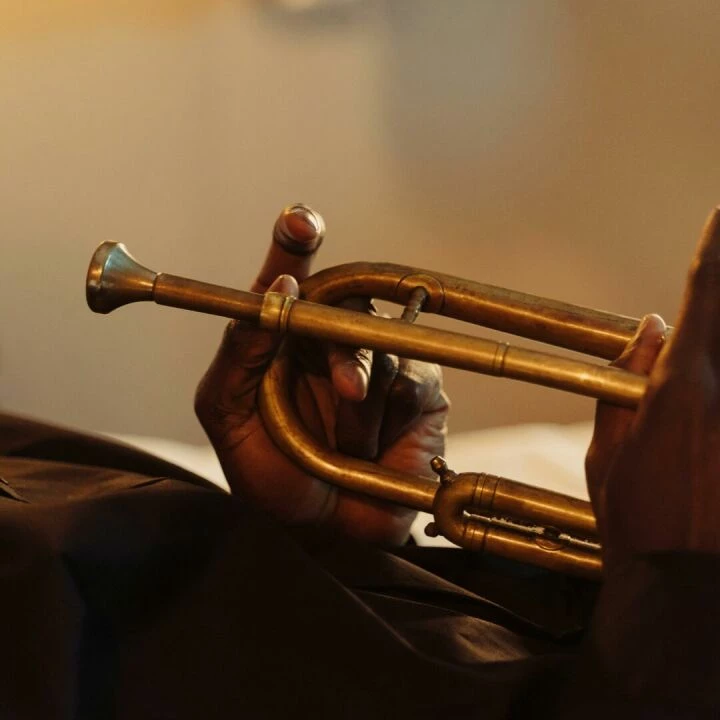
86;241;665;579
427;459;600;579
259;352;438;513
88;243;647;407
86;242;157;313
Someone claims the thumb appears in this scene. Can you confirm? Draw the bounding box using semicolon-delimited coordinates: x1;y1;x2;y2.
587;313;667;508
195;274;299;448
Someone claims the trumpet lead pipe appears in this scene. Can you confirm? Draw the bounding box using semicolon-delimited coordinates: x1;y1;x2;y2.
87;242;647;409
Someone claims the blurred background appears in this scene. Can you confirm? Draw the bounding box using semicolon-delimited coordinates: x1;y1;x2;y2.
2;0;719;444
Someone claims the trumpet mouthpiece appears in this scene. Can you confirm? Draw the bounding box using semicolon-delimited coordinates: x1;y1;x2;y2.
86;242;157;314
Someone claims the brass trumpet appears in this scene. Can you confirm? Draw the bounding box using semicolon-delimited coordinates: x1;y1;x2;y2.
87;241;655;580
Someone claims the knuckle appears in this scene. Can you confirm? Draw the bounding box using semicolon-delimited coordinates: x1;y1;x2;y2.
439;388;451;412
373;352;399;382
352;346;373;371
389;375;424;416
194;387;228;437
386;360;446;417
584;443;601;476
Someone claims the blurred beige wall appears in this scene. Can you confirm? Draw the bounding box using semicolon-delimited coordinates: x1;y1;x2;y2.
1;0;719;443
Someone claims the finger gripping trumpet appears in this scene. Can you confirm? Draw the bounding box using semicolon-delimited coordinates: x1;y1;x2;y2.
87;240;656;580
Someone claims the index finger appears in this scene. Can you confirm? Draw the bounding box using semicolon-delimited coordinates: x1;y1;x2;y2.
667;206;720;358
251;203;326;293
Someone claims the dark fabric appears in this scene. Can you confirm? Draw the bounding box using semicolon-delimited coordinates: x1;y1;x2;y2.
0;412;717;719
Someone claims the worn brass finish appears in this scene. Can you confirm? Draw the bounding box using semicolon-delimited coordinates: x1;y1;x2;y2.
88;243;647;406
86;241;661;579
259;352;601;578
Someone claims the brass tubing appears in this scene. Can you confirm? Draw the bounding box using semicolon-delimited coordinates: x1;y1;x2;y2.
431;475;601;579
261;350;603;578
154;274;266;320
87;241;665;579
87;243;647;409
471;473;597;538
301;262;641;360
480;527;601;580
157;278;648;406
259;351;439;512
275;299;646;407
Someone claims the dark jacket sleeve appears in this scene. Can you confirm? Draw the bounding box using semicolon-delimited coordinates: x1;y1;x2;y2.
2;412;718;718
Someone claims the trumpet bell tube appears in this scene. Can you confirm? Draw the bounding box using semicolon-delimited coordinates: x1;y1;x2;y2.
87;241;656;580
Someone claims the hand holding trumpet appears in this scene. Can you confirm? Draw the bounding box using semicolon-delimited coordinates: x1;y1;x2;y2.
85;205;720;713
88;204;720;574
194;205;449;546
589;208;720;565
197;203;720;569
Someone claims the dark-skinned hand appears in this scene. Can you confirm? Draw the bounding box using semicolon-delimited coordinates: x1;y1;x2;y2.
195;205;449;546
587;207;720;571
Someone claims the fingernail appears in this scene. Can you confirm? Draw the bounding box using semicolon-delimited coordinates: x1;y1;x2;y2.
334;361;369;402
267;274;299;297
273;204;326;256
635;313;667;346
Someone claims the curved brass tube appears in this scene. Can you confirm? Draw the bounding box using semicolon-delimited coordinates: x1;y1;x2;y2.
300;262;639;360
259;350;602;579
86;241;664;580
259;352;438;513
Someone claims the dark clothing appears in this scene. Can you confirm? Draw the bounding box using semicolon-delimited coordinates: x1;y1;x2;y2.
0;412;717;719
